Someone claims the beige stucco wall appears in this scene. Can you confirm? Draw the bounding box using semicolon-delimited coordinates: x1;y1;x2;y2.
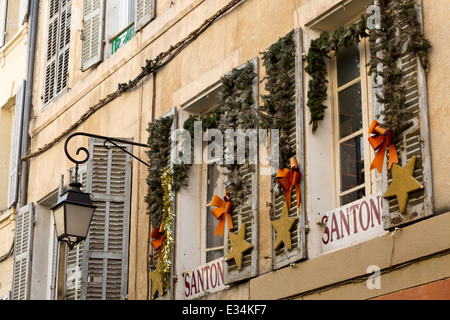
0;11;28;297
422;0;450;215
24;0;450;300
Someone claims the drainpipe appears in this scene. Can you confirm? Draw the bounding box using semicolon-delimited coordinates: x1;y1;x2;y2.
19;0;38;208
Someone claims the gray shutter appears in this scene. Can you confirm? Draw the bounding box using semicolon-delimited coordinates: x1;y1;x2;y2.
43;0;59;104
81;0;105;71
224;58;259;284
12;203;34;300
382;1;433;229
56;0;71;95
135;0;155;31
271;28;307;270
82;138;132;300
0;0;6;47
8;80;26;208
43;0;72;104
149;106;177;300
65;165;88;300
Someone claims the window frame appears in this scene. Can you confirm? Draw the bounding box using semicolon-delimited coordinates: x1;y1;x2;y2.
330;35;375;207
199;107;226;265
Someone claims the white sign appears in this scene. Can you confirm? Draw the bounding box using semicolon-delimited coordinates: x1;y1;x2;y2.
183;258;227;299
321;193;386;253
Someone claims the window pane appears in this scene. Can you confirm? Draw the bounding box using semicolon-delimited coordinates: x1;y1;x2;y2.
206;164;224;251
338;82;362;138
337;43;360;87
340;135;365;192
207;250;223;263
340;188;366;206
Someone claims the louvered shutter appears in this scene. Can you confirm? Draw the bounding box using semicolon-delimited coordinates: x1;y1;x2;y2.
0;0;6;47
135;0;155;31
12;203;34;300
382;1;433;229
43;0;59;104
224;58;259;284
82;138;132;300
81;0;104;71
149;107;177;300
65;165;88;300
270;28;307;269
56;0;71;94
43;0;72;104
8;80;26;208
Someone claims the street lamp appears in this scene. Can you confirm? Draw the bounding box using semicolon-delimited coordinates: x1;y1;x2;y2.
52;132;150;249
51;180;96;249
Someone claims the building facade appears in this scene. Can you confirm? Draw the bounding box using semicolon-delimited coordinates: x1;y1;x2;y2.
0;0;449;300
0;0;31;300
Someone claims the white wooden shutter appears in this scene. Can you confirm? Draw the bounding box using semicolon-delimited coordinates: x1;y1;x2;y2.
7;80;26;208
82;138;132;300
224;58;259;284
270;28;307;270
149;106;177;300
0;0;6;47
81;0;105;71
43;0;72;104
382;1;433;229
135;0;155;31
65;165;88;300
12;203;35;300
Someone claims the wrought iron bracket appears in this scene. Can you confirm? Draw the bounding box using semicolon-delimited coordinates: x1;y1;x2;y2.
64;132;150;182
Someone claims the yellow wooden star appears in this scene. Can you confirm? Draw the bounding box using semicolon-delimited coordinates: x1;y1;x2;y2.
150;258;164;299
383;156;423;214
226;223;253;271
272;201;298;250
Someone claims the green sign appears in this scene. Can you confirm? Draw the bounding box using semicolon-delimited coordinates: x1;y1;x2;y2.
111;23;135;55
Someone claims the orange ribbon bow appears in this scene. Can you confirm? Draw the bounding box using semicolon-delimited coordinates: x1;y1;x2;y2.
368;120;398;173
210;191;233;238
151;226;166;257
276;157;301;209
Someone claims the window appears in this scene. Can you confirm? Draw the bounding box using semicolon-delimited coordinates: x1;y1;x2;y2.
81;0;155;71
332;38;372;206
201;113;225;264
43;0;72;105
105;0;135;58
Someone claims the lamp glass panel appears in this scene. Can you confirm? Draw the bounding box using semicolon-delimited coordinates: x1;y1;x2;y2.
65;203;94;238
53;205;66;238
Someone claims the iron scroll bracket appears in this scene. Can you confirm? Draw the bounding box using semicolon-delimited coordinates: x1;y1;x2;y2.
64;132;150;183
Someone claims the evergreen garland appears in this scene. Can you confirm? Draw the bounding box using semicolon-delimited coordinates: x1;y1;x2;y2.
145;116;173;229
367;0;432;143
305;0;431;142
181;62;257;208
218;62;258;208
259;30;297;169
305;16;368;133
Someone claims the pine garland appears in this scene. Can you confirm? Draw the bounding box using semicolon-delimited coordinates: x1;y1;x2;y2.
305;15;368;133
367;0;432;143
305;0;431;142
218;62;257;208
180;62;257;208
145;116;174;229
259;30;297;169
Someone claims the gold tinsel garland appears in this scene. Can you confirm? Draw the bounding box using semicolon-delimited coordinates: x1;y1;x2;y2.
160;168;175;291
